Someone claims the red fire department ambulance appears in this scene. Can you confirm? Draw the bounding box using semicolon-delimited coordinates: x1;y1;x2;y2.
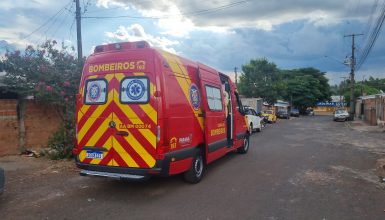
73;41;249;183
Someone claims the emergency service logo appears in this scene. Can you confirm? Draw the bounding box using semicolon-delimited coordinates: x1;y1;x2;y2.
126;79;146;100
189;84;200;110
88;82;101;102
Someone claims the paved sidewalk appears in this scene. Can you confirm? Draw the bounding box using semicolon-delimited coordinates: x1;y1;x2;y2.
347;120;385;133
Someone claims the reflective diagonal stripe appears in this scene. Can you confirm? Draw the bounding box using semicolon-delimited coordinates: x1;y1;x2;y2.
113;102;156;151
160;51;204;130
77;73;157;168
85;113;112;147
77;104;90;123
111;136;139;167
112;108;156;167
77;90;114;142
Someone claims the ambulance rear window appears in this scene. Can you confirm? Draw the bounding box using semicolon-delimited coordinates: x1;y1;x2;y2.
84;79;107;105
120;76;149;104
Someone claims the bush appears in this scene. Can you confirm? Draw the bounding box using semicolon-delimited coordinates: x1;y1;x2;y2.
47;126;73;160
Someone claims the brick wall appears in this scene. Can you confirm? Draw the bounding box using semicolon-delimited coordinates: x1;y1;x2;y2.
362;96;385;125
24;101;62;149
0;100;19;155
0;99;61;156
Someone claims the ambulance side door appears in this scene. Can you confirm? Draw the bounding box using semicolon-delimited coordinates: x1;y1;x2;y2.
198;69;228;163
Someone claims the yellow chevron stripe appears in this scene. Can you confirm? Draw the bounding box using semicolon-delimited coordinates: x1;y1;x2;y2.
113;116;156;167
77;105;90;123
160;51;204;130
113;90;156;148
111;136;139;167
77;90;114;143
85;113;112;147
133;72;158;124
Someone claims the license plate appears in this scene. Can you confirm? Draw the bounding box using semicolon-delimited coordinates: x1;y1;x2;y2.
86;151;103;159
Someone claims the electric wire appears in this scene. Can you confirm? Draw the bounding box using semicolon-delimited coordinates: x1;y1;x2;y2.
21;1;72;41
356;0;385;70
82;0;250;19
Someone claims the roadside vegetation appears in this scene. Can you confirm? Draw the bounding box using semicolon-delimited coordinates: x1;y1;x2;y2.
1;40;83;159
238;58;332;112
330;77;385;103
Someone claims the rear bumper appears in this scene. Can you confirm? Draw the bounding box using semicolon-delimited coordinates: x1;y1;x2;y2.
75;147;197;180
79;170;150;181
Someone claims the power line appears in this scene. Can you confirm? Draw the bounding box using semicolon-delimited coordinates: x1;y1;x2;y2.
21;1;72;41
82;0;250;19
357;0;385;70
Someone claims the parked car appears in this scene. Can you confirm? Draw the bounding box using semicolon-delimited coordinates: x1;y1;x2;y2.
262;110;277;123
0;167;4;195
333;109;349;121
290;108;300;117
306;108;314;116
277;109;290;119
244;106;263;133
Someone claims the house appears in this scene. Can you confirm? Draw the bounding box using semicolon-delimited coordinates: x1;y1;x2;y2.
355;93;385;126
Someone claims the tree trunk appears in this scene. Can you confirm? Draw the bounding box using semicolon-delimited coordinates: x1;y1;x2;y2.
17;97;26;153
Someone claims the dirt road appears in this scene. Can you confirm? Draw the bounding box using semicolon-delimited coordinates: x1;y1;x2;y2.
1;116;385;219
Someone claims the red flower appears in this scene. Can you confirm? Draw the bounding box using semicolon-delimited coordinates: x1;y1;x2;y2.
64;81;70;87
60;91;66;96
46;85;53;92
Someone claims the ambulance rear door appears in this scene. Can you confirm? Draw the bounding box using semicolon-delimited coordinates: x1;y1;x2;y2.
111;62;158;169
77;73;116;167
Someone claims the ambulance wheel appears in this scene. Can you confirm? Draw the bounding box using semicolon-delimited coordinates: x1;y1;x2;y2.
184;151;205;184
237;134;250;154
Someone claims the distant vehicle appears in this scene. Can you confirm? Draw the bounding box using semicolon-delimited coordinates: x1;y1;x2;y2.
306;109;314;116
262;110;277;123
244;106;263;133
290;108;300;117
333;109;349;121
277;109;290;119
241;98;263;115
0;167;4;195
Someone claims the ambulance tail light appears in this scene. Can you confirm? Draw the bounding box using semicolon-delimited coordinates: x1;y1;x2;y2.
155;125;165;160
156;125;161;143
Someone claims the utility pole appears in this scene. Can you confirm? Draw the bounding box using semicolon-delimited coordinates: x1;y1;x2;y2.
234;67;238;86
344;33;363;120
75;0;83;60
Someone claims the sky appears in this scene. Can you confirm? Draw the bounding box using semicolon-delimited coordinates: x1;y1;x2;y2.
1;0;385;85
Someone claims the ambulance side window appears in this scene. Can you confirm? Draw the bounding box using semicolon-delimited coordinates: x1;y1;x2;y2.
84;79;108;105
120;77;150;104
205;85;223;111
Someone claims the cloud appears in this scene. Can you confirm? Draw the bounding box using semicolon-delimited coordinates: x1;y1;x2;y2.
95;0;374;31
105;24;180;53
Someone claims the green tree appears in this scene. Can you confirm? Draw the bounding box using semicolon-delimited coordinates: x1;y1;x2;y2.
238;58;281;104
283;68;331;112
2;40;83;156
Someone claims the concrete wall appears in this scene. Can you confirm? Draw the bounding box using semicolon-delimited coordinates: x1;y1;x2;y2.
0;99;61;156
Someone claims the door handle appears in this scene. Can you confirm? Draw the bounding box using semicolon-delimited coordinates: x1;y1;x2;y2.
116;131;129;137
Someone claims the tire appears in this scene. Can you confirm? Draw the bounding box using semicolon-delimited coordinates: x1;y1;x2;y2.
184;151;205;184
237;134;250;154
